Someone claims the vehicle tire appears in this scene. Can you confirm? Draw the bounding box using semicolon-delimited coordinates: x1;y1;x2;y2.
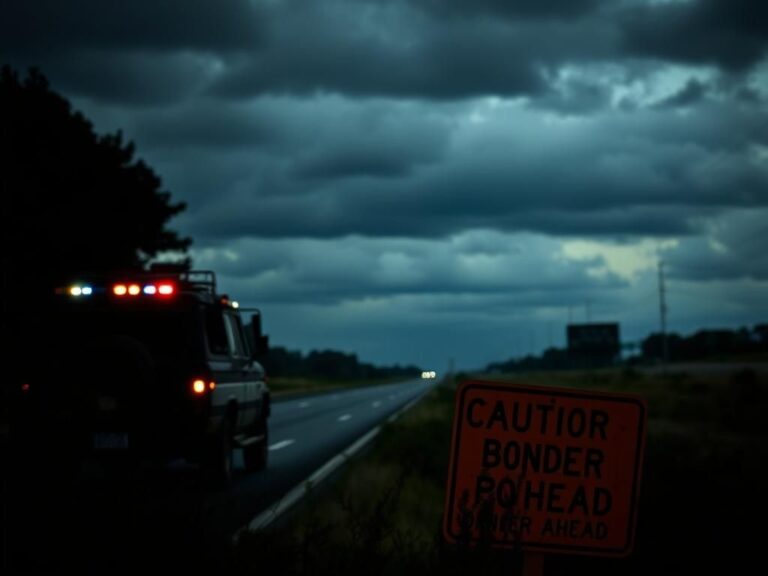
243;418;268;472
202;430;233;489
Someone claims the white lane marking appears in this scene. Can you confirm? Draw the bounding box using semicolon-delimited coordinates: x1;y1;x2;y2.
338;414;352;422
372;401;381;408
299;402;310;408
237;383;435;537
269;439;295;451
240;427;381;534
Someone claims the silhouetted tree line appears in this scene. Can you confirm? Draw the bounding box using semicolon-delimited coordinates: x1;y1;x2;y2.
261;346;421;381
641;325;768;362
486;324;768;373
486;347;572;373
2;66;190;395
2;67;190;299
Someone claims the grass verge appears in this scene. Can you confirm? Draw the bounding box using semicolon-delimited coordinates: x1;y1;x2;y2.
233;367;768;575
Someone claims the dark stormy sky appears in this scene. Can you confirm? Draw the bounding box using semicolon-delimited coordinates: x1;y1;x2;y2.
4;0;768;369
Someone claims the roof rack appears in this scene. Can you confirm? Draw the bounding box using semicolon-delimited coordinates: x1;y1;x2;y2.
147;264;217;294
179;270;217;295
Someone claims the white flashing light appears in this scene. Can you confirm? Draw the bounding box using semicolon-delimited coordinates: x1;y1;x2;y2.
68;285;93;297
143;285;157;295
232;301;240;309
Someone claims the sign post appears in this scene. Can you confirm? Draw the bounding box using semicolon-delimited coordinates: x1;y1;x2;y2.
444;380;646;561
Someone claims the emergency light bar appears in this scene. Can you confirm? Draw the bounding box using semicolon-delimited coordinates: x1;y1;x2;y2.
59;270;216;299
112;281;176;297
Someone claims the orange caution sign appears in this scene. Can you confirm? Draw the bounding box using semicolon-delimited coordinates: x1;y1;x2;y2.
444;381;646;557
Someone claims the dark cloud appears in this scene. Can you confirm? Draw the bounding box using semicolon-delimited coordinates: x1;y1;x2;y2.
191;232;627;306
210;20;549;100
621;0;768;72
207;1;620;101
30;51;220;106
4;0;768;367
142;95;768;244
292;125;448;180
180;198;701;243
654;78;709;109
532;75;613;115
5;0;766;108
411;0;604;20
1;0;262;55
132;103;276;149
294;146;430;180
665;210;768;282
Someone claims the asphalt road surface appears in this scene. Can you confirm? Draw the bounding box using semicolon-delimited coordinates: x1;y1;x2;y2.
5;377;438;573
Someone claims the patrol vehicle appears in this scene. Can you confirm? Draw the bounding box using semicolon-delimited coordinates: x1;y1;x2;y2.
35;269;270;484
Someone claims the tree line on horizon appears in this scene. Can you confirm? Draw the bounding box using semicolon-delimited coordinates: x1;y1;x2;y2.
486;324;768;373
259;345;422;381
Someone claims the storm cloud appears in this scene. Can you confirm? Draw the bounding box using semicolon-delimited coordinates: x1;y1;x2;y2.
4;0;768;367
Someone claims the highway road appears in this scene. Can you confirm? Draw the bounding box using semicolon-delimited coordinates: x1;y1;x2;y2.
5;377;439;573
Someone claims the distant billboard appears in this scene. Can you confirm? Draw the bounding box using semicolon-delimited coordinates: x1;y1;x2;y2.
567;323;620;367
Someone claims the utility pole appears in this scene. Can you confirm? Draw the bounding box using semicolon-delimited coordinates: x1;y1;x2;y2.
658;259;669;364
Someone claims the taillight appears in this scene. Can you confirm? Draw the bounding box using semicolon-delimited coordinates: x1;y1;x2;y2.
192;379;215;395
192;379;207;394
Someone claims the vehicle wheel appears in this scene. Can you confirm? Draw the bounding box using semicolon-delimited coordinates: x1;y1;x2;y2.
243;418;268;472
202;431;233;488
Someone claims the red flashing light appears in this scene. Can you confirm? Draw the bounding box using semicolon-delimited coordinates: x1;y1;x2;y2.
192;379;207;395
158;283;175;296
21;383;31;393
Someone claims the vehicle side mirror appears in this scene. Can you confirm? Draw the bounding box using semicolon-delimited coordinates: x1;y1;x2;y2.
251;312;269;357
